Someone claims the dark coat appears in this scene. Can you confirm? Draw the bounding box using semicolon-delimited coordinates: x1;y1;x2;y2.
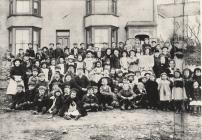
110;55;121;69
10;66;26;81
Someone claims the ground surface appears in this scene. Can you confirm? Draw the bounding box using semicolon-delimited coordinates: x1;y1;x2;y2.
0;90;201;140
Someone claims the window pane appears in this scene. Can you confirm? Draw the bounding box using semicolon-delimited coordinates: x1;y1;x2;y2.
94;29;109;49
16;0;30;13
94;0;109;14
15;29;30;54
33;1;39;14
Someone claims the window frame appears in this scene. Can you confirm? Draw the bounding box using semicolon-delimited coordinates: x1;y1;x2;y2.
9;0;41;17
8;27;41;55
86;0;118;16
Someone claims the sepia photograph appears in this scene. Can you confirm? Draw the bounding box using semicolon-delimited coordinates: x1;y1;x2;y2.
0;0;201;139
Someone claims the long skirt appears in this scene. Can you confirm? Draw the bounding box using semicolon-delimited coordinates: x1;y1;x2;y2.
172;87;187;100
6;79;24;95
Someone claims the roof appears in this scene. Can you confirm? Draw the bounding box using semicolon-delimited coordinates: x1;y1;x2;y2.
126;21;157;27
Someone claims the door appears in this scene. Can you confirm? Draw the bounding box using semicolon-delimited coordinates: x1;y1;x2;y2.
56;30;70;48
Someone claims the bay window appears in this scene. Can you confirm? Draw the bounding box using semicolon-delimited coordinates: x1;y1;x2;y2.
9;0;41;16
86;26;118;49
86;0;117;15
8;27;41;55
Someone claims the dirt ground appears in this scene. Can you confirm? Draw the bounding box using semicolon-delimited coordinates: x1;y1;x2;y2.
0;90;201;140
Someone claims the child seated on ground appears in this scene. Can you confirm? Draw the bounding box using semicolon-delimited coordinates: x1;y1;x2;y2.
63;88;87;120
20;82;36;110
82;86;99;112
117;82;136;110
190;81;201;115
48;89;64;117
33;85;50;114
99;77;114;110
10;84;26;110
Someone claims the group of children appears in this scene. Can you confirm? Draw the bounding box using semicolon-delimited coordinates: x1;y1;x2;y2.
4;38;201;120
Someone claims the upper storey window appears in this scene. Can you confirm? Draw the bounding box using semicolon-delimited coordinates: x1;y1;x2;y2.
86;0;117;15
9;0;41;16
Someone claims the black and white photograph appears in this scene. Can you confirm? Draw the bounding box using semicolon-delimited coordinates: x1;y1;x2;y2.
0;0;201;139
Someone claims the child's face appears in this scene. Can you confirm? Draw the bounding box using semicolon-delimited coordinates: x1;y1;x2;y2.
59;58;64;63
102;79;108;85
193;82;199;88
93;88;98;94
28;85;35;90
68;58;73;63
17;87;23;92
130;51;135;57
128;76;134;81
106;49;111;55
145;49;150;55
114;88;118;94
161;75;167;80
15;61;20;67
122;52;127;57
33;71;38;76
145;74;150;80
114;50;119;56
160;57;166;64
169;61;175;68
184;70;190;78
26;70;32;76
35;62;40;67
174;72;180;78
70;91;77;99
142;77;147;83
39;89;45;96
55;91;61;97
162;48;168;55
78;55;83;61
154;52;160;57
64;88;71;95
68;67;75;73
51;60;56;65
96;63;101;67
52;85;59;90
65;75;71;82
110;69;115;75
55;73;60;79
150;75;155;81
123;84;129;90
87;88;94;95
39;76;45;81
144;39;149;44
42;64;47;68
117;72;123;77
195;70;201;76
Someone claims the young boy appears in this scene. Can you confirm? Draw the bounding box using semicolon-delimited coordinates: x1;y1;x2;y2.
118;81;136;110
33;85;50;114
99;77;114;110
28;68;39;88
82;86;99;112
10;84;26;110
20;82;36;110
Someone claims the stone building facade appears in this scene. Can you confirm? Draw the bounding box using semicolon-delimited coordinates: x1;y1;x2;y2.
0;0;157;55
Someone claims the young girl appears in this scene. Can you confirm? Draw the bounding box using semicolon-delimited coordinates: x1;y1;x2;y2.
157;72;172;111
172;70;187;113
63;88;87;120
192;68;201;86
76;54;84;71
7;59;25;96
41;62;52;82
84;51;96;76
49;58;56;80
89;61;103;83
190;81;201;115
128;50;139;72
120;50;129;73
58;57;65;75
139;47;154;71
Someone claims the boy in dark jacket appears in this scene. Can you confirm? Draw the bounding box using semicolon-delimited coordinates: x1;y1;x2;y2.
82;86;99;112
33;86;50;114
10;84;26;110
